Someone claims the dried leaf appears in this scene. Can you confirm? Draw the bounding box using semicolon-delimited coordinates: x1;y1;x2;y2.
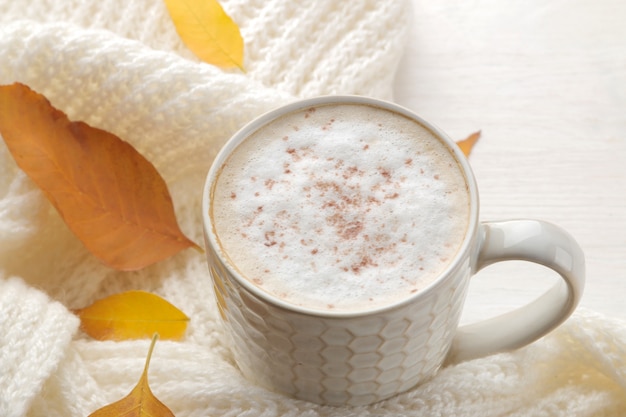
164;0;244;70
0;83;201;271
456;130;481;157
75;291;189;341
89;334;176;417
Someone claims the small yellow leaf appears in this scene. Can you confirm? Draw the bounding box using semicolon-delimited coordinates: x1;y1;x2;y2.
456;130;481;157
89;334;176;417
75;291;189;341
164;0;245;70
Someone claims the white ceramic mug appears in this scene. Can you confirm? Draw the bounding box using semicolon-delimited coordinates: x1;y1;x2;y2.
201;96;585;406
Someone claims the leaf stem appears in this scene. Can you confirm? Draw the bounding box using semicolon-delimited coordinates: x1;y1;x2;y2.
144;333;160;376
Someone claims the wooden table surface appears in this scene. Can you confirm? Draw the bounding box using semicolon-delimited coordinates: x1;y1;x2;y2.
394;0;626;323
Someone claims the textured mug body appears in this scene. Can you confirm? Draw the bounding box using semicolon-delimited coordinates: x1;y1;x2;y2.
205;231;474;405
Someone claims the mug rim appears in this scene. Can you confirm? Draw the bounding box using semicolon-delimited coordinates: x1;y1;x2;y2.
202;95;480;318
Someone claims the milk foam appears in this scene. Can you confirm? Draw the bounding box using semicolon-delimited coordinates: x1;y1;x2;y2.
212;103;470;312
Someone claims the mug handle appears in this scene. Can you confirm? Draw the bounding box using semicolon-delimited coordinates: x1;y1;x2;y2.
447;219;585;363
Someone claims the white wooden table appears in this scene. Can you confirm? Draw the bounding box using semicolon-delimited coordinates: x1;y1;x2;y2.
394;0;626;323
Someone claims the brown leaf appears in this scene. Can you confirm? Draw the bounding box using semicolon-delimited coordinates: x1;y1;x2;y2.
0;83;201;270
456;130;481;157
75;291;189;341
164;0;245;70
88;334;176;417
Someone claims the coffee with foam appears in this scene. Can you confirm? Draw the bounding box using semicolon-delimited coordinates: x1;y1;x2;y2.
211;103;470;312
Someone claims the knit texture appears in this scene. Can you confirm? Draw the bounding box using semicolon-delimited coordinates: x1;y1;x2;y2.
0;1;625;416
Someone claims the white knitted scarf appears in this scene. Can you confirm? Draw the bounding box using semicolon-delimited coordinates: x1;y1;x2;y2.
0;1;625;416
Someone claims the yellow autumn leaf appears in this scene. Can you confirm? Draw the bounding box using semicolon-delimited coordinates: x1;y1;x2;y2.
89;335;176;417
75;291;189;341
164;0;245;70
0;83;202;271
456;130;481;157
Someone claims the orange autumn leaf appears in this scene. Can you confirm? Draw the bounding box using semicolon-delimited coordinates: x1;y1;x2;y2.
0;83;201;271
75;291;189;341
164;0;245;70
456;130;481;157
89;334;176;417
